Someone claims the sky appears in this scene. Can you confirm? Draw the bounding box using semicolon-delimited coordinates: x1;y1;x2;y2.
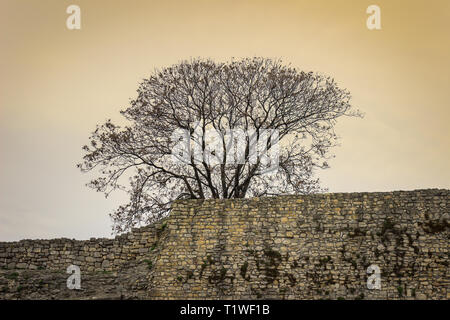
0;0;449;241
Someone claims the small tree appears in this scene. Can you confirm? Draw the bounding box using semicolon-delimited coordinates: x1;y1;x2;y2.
78;57;361;233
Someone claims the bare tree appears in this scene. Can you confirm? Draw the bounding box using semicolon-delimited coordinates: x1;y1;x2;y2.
78;57;361;233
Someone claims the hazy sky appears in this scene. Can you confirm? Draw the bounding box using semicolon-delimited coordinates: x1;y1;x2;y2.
0;0;449;241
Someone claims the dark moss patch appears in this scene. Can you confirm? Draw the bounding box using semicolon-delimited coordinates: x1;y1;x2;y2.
349;227;366;238
206;255;215;265
422;220;449;234
143;259;153;270
156;222;168;238
199;255;215;277
5;272;19;280
240;262;249;281
397;285;404;297
208;267;228;284
382;218;395;234
286;273;296;286
355;293;364;300
264;248;281;261
264;268;279;283
319;256;332;266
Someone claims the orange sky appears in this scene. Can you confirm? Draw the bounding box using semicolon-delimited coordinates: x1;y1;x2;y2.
0;0;449;240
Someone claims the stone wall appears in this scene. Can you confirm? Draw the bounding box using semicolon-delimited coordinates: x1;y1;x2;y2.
148;189;449;299
0;189;448;299
0;220;166;272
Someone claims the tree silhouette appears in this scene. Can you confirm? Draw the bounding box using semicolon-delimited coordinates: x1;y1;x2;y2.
78;57;361;233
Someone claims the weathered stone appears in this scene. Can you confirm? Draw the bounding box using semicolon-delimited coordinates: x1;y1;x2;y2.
0;189;447;300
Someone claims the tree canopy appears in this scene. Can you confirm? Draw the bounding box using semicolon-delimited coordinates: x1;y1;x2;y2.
78;57;361;233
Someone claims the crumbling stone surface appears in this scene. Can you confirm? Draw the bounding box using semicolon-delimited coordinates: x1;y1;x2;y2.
0;189;448;300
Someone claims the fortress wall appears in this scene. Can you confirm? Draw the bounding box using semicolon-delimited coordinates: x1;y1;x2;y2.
148;189;448;299
0;222;165;272
0;189;448;299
